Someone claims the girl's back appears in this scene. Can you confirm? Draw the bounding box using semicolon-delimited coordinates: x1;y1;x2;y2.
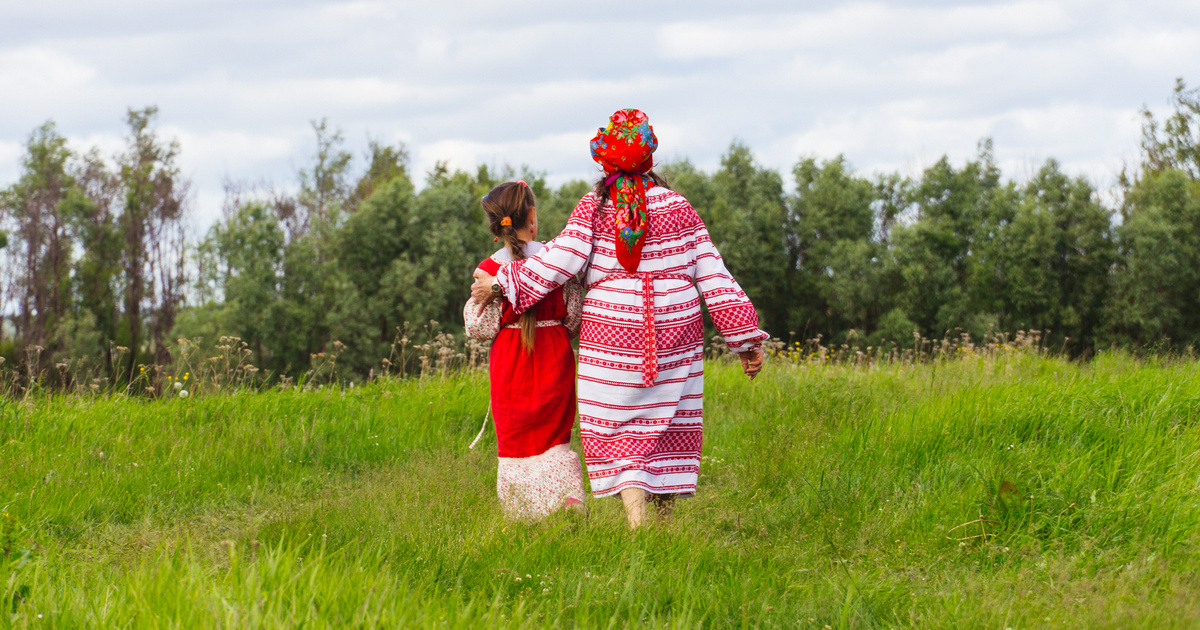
465;181;587;521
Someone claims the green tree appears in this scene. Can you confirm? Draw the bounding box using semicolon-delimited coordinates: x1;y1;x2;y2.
889;141;1006;339
270;121;355;373
70;149;123;369
998;161;1114;351
788;156;880;340
536;178;592;239
1136;78;1200;180
348;140;409;211
703;143;789;336
659;159;717;216
331;165;493;374
1109;77;1200;349
117;107;188;371
0;122;78;354
296;118;353;233
208;201;286;365
1108;169;1200;347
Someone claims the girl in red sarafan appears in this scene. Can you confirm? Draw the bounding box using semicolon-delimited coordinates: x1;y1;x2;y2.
464;180;587;520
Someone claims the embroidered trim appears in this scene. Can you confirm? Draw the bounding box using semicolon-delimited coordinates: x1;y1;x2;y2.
502;319;564;330
588;272;692;387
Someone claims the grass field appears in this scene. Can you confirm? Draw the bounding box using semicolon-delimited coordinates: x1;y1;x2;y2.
3;351;1200;628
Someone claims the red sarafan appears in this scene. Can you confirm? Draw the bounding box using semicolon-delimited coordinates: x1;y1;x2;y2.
478;249;579;459
472;245;587;520
468;180;587;521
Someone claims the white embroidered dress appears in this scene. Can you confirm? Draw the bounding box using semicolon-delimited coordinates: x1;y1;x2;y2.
496;188;768;497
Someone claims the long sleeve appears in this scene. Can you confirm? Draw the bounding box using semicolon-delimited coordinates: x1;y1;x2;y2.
691;211;770;353
463;296;502;340
496;195;597;315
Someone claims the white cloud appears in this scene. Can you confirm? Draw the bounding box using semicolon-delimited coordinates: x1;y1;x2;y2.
778;100;1139;184
169;128;297;172
0;141;21;184
658;1;1075;61
0;46;94;90
0;0;1195;226
416;131;596;182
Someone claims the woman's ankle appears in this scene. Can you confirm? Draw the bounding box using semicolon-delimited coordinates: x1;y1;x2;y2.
619;488;648;529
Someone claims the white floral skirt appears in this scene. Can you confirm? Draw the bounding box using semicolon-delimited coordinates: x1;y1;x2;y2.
496;444;587;520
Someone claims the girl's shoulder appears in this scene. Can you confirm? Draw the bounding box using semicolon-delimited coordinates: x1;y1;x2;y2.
478;257;501;275
478;242;545;273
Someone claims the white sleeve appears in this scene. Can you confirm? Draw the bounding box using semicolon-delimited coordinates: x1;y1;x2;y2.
690;210;769;352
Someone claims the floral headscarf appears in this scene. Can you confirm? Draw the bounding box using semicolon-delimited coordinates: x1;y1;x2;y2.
590;109;658;273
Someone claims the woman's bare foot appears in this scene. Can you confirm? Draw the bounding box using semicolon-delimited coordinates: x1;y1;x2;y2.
619;487;648;529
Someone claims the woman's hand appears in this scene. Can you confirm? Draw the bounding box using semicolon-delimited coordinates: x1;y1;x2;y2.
740;348;764;380
471;270;498;309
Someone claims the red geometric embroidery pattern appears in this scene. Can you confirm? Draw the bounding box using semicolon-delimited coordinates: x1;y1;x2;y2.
582;428;703;463
580;317;702;355
587;271;692;386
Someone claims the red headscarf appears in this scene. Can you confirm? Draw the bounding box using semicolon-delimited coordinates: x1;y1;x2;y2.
590;109;658;273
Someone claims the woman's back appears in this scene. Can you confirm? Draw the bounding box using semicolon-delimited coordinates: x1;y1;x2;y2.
549;186;763;360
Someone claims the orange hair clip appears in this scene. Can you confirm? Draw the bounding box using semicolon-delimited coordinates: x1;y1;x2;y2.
500;217;512;226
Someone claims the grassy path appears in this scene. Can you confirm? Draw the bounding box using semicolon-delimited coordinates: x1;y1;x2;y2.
2;353;1200;628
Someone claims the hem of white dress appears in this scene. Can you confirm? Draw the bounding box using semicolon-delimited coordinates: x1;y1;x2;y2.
496;443;587;521
589;475;698;499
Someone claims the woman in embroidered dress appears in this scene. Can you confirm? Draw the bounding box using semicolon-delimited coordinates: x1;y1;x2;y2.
464;180;587;521
471;110;767;528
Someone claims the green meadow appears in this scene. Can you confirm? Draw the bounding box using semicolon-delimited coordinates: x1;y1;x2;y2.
2;352;1200;628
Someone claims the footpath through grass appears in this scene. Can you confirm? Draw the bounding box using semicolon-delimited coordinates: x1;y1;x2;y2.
2;352;1200;628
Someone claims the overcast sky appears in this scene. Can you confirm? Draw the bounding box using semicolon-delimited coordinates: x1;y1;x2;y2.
1;0;1197;227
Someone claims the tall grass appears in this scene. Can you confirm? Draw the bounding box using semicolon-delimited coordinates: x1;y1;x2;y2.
3;351;1199;628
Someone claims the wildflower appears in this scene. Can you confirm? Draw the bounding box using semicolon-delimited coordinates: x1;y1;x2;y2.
179;390;189;399
174;381;183;391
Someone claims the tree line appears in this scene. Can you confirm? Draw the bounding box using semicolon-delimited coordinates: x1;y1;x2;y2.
2;81;1199;384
